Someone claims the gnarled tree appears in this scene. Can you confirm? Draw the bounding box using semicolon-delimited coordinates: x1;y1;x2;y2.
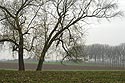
0;0;44;71
36;0;123;70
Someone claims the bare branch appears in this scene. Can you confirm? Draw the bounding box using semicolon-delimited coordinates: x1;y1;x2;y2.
26;5;41;31
0;39;19;47
55;38;73;64
16;0;33;16
0;17;6;21
0;5;15;18
23;36;37;51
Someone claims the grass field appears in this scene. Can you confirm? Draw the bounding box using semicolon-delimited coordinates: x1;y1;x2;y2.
0;70;125;83
3;60;124;68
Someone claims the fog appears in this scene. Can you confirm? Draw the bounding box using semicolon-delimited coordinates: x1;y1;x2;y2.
86;0;125;46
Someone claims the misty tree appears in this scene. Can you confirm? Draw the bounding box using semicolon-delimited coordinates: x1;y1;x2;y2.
66;44;87;63
85;45;95;62
119;43;125;63
85;43;125;68
86;44;107;62
35;0;122;71
0;0;45;71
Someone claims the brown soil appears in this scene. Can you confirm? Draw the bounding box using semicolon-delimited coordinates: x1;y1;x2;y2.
0;62;125;70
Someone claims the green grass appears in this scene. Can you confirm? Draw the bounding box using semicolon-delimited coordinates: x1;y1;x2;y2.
0;70;125;83
2;60;104;66
43;61;112;67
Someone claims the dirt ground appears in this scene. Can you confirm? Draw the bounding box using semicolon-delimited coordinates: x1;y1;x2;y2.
0;62;125;70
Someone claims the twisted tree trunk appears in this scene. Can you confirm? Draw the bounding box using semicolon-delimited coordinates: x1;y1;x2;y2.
36;52;45;71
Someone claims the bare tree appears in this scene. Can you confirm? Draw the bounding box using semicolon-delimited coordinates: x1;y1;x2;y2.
0;0;44;71
67;44;87;63
85;43;125;68
36;0;122;70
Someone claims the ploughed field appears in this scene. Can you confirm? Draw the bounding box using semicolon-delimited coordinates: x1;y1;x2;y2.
0;62;125;70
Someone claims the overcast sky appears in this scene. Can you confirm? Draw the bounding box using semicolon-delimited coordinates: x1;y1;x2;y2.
86;0;125;46
0;0;125;60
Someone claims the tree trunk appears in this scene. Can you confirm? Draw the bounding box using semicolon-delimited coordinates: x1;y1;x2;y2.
36;52;45;71
95;55;96;63
18;33;25;71
36;38;52;71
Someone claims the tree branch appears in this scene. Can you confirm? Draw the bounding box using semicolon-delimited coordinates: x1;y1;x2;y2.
55;38;73;64
0;39;19;47
16;0;31;16
23;36;37;51
0;5;15;18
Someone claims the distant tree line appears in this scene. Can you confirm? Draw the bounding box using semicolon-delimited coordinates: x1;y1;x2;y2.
68;43;125;67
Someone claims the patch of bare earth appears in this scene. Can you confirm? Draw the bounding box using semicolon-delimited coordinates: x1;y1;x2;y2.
0;62;125;70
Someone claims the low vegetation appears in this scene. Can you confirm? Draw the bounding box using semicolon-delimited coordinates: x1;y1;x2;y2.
0;70;125;83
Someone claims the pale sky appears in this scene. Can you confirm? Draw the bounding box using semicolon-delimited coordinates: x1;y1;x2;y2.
86;0;125;46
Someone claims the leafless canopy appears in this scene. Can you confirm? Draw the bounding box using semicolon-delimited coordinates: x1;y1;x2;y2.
35;0;122;62
0;0;123;71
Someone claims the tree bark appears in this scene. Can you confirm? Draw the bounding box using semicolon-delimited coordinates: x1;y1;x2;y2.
18;33;25;71
36;52;45;71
